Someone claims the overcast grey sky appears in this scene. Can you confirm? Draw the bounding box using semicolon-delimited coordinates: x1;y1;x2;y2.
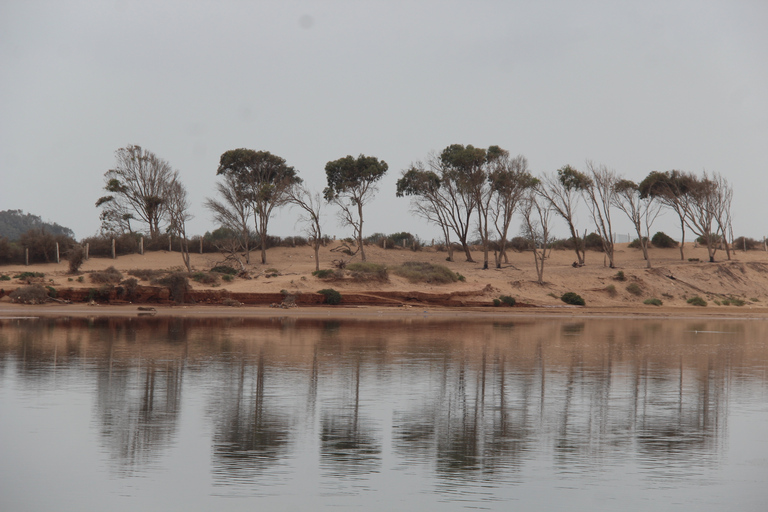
1;0;766;242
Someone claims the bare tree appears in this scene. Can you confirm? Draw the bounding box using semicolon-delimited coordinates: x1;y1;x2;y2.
520;182;552;285
684;171;733;262
96;145;175;238
638;170;696;260
165;175;192;272
288;184;325;272
204;173;253;264
489;153;535;267
710;172;734;260
583;161;618;268
538;165;590;266
613;179;662;268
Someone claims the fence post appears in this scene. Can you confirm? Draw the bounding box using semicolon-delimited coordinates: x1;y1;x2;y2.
55;242;60;264
168;236;172;252
85;243;89;260
25;248;29;266
199;238;203;254
111;239;116;259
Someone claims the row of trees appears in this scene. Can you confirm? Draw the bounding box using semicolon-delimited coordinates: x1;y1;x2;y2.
96;144;736;277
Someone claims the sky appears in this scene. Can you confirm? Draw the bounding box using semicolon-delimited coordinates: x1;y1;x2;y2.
1;0;766;243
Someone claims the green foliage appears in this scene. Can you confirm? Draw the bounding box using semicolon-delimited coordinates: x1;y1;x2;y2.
0;209;74;241
0;274;10;281
626;283;643;296
153;272;191;304
13;272;45;280
584;232;604;250
644;298;663;306
312;269;337;279
720;297;746;306
222;274;234;282
392;261;462;284
210;265;238;275
46;286;57;298
561;292;586;306
688;258;700;262
651;231;678;248
9;284;50;304
346;262;389;282
324;155;389;201
0;236;24;265
127;268;164;281
614;270;626;281
492;298;501;307
499;295;516;306
18;228;75;264
317;288;342;305
191;272;220;286
89;266;123;285
687;296;707;307
733;236;760;250
604;284;617;297
264;268;280;278
628;237;647;249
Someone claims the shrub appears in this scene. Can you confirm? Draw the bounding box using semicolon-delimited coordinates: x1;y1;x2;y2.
191;272;220;286
561;292;585;306
721;297;746;306
89;266;123;285
560;292;586;306
584;233;604;251
46;286;57;298
222;298;243;307
604;284;617;297
312;269;337;279
626;283;643;296
644;298;663;306
318;288;342;305
13;272;45;280
0;274;10;281
614;270;626;281
392;262;461;284
509;237;532;252
688;258;700;262
687;296;707;307
119;278;139;301
210;265;238;275
493;298;501;307
347;262;389;282
651;231;678;248
499;295;516;306
153;272;191;304
696;234;721;246
9;284;50;304
128;268;164;281
222;274;234;282
265;268;280;278
628;237;647;249
733;236;760;251
67;244;86;274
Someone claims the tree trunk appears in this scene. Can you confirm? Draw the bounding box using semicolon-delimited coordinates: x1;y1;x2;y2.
313;243;320;272
357;202;366;262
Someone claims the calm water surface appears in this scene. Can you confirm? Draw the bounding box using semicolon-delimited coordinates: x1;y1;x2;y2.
1;315;767;511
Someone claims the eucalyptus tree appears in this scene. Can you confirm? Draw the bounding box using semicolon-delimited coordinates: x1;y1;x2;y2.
287;184;325;271
216;149;301;264
583;161;617;268
612;179;662;268
204;172;253;263
324;154;388;262
165;175;193;272
638;170;696;260
538;165;590;266
489;153;536;267
520;180;552;285
683;171;733;262
96;145;175;238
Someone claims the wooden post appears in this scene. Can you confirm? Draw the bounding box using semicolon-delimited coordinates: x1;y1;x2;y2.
55;242;60;263
168;236;172;252
85;243;89;260
199;238;203;254
111;239;116;259
139;236;144;255
25;248;29;266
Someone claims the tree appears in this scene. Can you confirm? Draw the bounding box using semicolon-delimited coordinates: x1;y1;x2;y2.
538;166;590;266
638;170;696;260
613;179;661;268
683;171;733;263
96;145;175;239
217;149;301;264
204;172;253;264
489;153;536;267
583;161;618;268
520;181;551;285
165;175;192;272
288;184;325;272
711;173;734;261
324;154;388;262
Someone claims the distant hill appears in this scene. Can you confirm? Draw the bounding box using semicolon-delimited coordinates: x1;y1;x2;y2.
0;209;75;241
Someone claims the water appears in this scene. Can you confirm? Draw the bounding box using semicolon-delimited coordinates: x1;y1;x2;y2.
1;315;767;511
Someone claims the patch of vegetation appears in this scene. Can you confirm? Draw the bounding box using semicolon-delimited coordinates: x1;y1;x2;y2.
317;288;342;305
312;269;337;279
13;272;45;280
499;295;516;306
77;276;84;283
614;270;626;281
687;296;707;307
118;278;139;301
651;231;678;248
508;236;533;252
392;261;462;284
210;265;237;275
0;274;10;281
222;274;234;282
128;268;165;281
152;272;191;304
347;262;389;282
493;298;501;307
561;292;586;306
67;244;86;274
628;237;648;249
584;232;604;251
733;236;760;251
9;284;49;304
265;268;280;278
222;298;242;307
626;283;643;296
89;266;123;285
643;298;663;306
46;286;57;298
191;272;220;286
720;297;746;306
750;297;759;303
604;284;617;297
688;258;700;262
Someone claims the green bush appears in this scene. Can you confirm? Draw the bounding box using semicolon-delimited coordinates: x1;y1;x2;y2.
46;286;57;298
392;261;461;284
222;274;234;282
127;268;164;281
492;298;501;307
643;298;663;306
721;297;746;306
687;296;707;307
67;244;86;274
626;283;643;296
191;272;220;286
13;272;45;280
312;269;337;279
628;237;648;249
499;295;516;306
651;231;678;248
604;284;617;297
210;265;238;275
153;273;191;304
317;288;342;305
561;292;586;306
0;275;10;281
347;262;389;282
89;266;123;285
584;233;604;251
